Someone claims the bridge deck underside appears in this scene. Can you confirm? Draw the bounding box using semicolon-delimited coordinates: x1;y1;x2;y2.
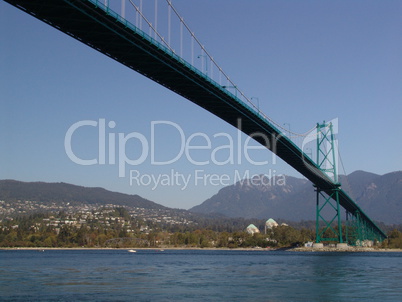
4;0;386;239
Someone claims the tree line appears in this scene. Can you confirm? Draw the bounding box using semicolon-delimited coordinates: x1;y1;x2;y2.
0;210;315;248
1;209;401;249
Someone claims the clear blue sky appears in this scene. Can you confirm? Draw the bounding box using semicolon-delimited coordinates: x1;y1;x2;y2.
1;1;401;209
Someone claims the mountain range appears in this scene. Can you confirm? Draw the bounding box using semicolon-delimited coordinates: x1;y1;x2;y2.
0;180;165;210
0;170;400;224
190;171;402;225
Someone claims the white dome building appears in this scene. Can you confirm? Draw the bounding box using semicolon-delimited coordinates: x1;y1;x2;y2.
265;218;278;234
246;224;260;235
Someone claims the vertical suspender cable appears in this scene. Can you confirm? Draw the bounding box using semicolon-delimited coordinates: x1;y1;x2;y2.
191;33;194;65
128;0;175;52
154;0;158;40
139;0;143;30
121;0;125;18
180;18;183;57
168;2;171;46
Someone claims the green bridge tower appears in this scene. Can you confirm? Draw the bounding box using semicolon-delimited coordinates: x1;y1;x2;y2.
315;121;343;244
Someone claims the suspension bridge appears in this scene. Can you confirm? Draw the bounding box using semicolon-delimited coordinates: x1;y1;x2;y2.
4;0;386;245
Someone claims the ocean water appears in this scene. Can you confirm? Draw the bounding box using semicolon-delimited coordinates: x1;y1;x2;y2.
0;249;401;301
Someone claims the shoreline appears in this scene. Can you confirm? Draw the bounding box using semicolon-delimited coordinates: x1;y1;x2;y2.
291;246;402;252
1;246;402;252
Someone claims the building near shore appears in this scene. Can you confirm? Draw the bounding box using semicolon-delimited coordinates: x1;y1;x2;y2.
265;218;278;234
246;224;260;235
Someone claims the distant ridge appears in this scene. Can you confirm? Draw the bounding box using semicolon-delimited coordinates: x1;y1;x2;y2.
190;171;402;225
1;170;400;224
0;179;165;210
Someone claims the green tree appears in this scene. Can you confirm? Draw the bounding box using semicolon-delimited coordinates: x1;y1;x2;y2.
387;229;402;248
57;225;72;244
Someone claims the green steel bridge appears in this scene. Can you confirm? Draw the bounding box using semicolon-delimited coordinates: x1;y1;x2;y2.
4;0;387;244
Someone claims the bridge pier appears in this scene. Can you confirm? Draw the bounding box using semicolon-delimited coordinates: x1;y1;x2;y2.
336;243;349;250
312;243;324;249
345;210;383;246
315;185;343;244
